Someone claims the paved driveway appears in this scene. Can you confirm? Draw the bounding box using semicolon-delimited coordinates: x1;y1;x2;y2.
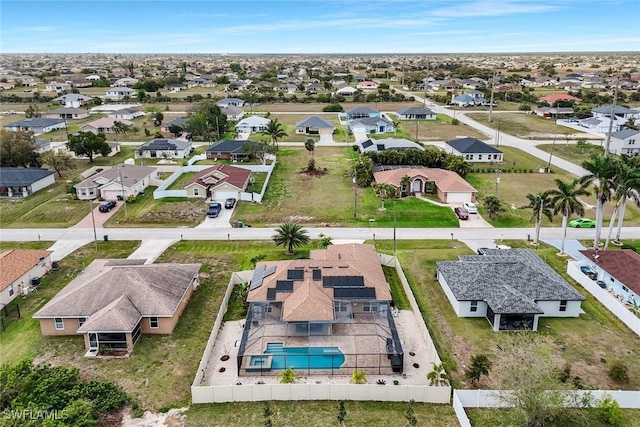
195;200;234;229
71;200;123;228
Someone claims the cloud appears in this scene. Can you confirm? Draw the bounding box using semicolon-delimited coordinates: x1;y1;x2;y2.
432;0;560;18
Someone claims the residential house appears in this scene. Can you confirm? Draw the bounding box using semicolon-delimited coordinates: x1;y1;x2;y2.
0;249;53;305
105;87;136;100
32;259;201;354
577;116;625;134
45;81;71;93
395;107;436;120
4;118;66;135
43;107;90;120
221;105;245;121
345;107;380;120
349;117;395;134
74;164;157;200
305;83;324;93
185;164;251;200
295;116;335;135
445;137;503;163
358;138;423;153
134;138;192;159
161;117;188;133
0;167;55;198
238;243;403;376
373;166;477;203
436;249;585;331
53;94;93;108
533;106;574;119
579;249;640;306
235;115;270;134
109;107;144;120
450;91;486;107
216;98;245;108
113;77;138;87
205;139;254;162
335;86;358;96
591;105;640;121
538;93;582;104
81;117;134;134
609;129;640;156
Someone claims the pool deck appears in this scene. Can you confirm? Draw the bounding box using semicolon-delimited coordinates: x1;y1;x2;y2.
202;310;438;386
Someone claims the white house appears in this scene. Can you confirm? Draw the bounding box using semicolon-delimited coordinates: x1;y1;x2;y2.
349;117;395;134
591;105;640;120
436;249;585;332
579;249;640;306
395;107;436;120
216;98;245;108
356;80;378;90
0;249;53;305
221;105;245;121
235;116;270;134
74;164;158;201
0;167;56;198
108;107;144;120
295;116;335;135
134;138;192;159
445;137;503;163
4;118;66;135
105;87;136;100
184;164;251;200
53;94;93;108
45;81;71;93
336;86;358;96
609;129;640;156
80;117;134;134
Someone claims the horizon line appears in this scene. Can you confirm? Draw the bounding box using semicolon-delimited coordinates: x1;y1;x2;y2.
2;51;640;56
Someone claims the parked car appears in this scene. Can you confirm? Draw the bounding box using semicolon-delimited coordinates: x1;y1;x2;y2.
224;198;236;209
454;207;469;220
580;265;597;280
98;200;117;212
597;280;607;289
569;218;596;228
463;202;478;214
207;202;222;218
477;247;490;255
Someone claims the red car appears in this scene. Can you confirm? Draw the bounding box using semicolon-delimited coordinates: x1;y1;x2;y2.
454;207;469;220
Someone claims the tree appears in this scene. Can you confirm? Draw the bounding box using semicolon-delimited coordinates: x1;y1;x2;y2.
272;222;310;255
261;118;287;149
426;362;449;386
317;233;333;249
24;104;42;118
580;154;618;248
612;155;640;244
0;130;40;167
304;138;315;159
350;370;367;384
278;367;299;384
495;334;587;427
464;354;492;386
66;131;110;163
351;156;375;187
548;178;591;255
250;254;266;268
168;124;183;137
40;150;76;178
521;191;553;246
337;401;347;427
112;120;132;135
243;140;274;165
400;175;411;197
404;399;417;426
483;195;505;220
152;111;164;126
185;100;227;140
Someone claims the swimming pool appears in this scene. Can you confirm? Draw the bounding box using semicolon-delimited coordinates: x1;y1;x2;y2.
264;342;345;370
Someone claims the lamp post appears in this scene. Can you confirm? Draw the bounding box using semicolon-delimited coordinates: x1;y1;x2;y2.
117;165;128;220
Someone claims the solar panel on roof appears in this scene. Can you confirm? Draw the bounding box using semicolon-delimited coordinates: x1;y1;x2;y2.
249;265;277;291
275;280;294;291
333;288;376;299
266;288;277;300
323;276;364;287
287;269;304;280
312;269;321;281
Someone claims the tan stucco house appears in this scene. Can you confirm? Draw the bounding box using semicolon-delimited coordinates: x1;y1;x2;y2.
185;164;251;200
0;249;53;305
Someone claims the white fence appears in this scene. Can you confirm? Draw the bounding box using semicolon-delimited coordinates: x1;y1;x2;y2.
452;391;472;427
454;389;640;409
567;261;640;336
190;253;451;404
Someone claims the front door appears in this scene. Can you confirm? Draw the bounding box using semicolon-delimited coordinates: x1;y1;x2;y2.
88;333;98;351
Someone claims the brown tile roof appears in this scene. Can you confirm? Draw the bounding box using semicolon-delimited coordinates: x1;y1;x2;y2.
187;164;251;191
579;249;640;295
0;249;52;291
248;244;390;322
538;93;581;103
374;167;476;193
33;260;200;331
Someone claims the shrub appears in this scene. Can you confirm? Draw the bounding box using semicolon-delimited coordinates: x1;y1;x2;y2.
451;118;460;125
322;103;344;112
608;361;629;383
597;394;624;426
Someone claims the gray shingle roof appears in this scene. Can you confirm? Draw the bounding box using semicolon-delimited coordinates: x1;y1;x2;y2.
611;129;640;139
5;118;65;128
0;167;54;186
446;137;502;154
295;116;334;128
165;117;188;127
396;106;435;116
592;105;635;115
206;139;256;154
436;249;584;314
75;164;156;189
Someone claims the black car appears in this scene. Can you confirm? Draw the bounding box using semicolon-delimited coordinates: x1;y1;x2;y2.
225;198;236;209
207;202;222;218
98;200;117;212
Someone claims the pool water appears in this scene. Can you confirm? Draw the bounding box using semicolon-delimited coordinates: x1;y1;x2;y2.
264;343;345;370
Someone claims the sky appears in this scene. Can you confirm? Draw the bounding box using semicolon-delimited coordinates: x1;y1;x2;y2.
1;0;639;54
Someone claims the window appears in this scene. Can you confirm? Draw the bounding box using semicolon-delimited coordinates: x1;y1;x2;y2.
478;155;483;160
334;302;348;312
363;302;379;312
149;317;159;328
470;300;478;312
193;188;199;196
622;286;629;292
559;300;567;312
8;285;14;297
54;318;64;330
78;317;87;327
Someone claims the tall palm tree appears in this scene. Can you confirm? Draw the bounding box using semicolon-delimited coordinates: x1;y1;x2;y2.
579;154;618;248
521;191;554;246
272;222;310;255
483;195;505;220
261;118;287;150
304;138;315;159
400;175;411;197
548;178;591;255
612;155;640;245
426;362;449;386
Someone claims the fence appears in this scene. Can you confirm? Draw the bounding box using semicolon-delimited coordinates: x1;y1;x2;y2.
454;389;640;409
567;261;640;336
0;302;21;333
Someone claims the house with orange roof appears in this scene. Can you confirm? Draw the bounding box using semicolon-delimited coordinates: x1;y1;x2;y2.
374;166;477;204
238;244;404;376
538;93;582;104
184;164;251;200
0;249;53;305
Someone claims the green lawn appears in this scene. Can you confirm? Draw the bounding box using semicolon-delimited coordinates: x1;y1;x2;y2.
166;172;197;190
467;408;640;427
467;112;588;139
537;142;605;165
397;114;487;142
469;146;564;173
383;265;411;310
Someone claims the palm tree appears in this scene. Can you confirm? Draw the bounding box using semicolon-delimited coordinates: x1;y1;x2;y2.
272;222;310;255
278;367;299;384
304;138;315;159
548;178;591;255
426;362;449;386
580;154;618;248
521;191;553;246
483;195;505;220
350;370;367;384
400;175;411;197
613;155;640;245
261;118;287;150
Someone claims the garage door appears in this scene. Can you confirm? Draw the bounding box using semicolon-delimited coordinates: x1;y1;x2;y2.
214;190;239;201
446;192;472;203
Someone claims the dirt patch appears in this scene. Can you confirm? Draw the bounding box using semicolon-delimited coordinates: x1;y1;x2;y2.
121;407;187;427
297;169;328;177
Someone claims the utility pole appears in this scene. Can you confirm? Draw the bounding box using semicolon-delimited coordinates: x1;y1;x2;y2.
535;194;544;247
603;77;619;157
546;138;556;172
415;120;419;142
89;199;98;252
393;201;397;252
488;69;497;123
118;165;128;220
495;117;501;146
494;170;501;196
353;169;357;219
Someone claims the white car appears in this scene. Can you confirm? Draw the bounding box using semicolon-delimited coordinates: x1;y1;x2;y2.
463;202;478;213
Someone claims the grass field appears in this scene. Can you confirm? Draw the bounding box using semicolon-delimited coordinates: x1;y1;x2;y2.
537;141;605;164
467;408;640;427
397;114;487;141
467;112;590;139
